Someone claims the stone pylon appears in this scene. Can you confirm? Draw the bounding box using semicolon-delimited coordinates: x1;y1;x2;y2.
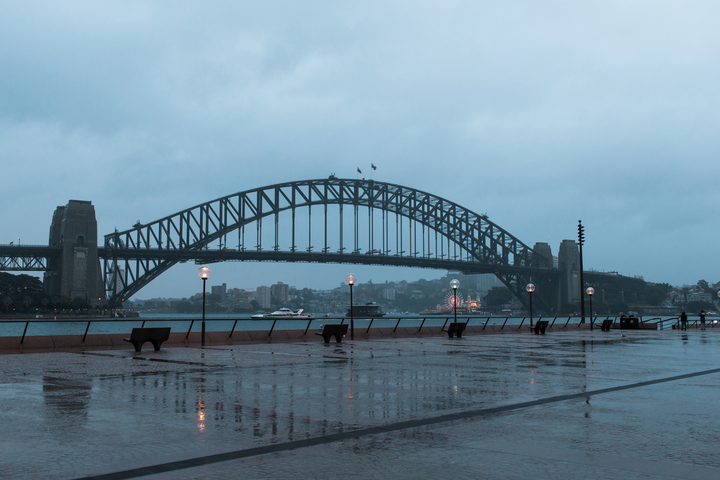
44;200;104;306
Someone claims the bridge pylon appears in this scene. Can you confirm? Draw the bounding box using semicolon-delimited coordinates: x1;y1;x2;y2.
44;200;105;306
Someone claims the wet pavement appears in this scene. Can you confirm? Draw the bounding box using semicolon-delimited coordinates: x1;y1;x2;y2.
1;329;719;479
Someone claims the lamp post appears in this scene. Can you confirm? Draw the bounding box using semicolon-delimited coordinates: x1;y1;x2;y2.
198;266;212;346
586;287;595;330
450;279;460;324
578;220;586;323
526;283;535;329
346;274;356;340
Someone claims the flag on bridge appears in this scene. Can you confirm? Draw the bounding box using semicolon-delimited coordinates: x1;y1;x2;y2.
357;167;362;174
371;163;377;170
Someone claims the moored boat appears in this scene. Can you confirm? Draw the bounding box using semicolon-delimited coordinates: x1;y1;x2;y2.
346;303;385;318
251;308;314;320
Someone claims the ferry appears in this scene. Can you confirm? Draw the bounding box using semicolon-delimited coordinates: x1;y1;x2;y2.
251;308;314;320
347;303;385;318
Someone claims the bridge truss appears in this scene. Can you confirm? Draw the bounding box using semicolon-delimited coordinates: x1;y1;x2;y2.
102;178;555;308
0;245;58;271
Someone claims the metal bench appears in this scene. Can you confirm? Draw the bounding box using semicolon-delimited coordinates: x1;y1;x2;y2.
443;322;467;338
315;324;348;343
533;320;549;335
123;327;171;352
600;319;614;331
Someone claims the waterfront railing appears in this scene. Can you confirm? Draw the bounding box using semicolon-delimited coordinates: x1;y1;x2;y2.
1;314;711;344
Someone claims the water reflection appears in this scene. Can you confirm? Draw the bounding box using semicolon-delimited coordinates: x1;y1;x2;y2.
84;338;608;447
43;376;92;425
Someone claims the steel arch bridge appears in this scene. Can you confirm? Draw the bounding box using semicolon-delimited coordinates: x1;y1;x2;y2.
103;177;556;308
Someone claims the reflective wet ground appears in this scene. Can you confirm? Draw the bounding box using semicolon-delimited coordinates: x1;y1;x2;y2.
1;329;719;479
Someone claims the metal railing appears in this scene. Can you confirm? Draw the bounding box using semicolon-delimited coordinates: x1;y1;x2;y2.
2;314;712;344
0;315;652;344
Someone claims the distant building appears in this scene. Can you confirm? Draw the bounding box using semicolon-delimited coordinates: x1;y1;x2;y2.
382;285;396;300
229;288;251;302
256;286;271;309
211;283;227;299
271;281;289;305
687;291;712;303
669;290;684;305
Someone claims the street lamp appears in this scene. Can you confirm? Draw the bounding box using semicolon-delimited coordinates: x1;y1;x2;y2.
526;283;535;329
450;279;460;324
198;266;212;346
346;274;356;340
578;220;586;323
586;287;595;330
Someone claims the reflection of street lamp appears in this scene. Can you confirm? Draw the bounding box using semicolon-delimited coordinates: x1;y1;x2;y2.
450;279;460;323
526;283;535;329
586;287;595;330
198;267;212;346
346;274;356;340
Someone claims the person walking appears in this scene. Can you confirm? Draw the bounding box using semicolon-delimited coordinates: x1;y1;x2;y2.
680;311;688;330
700;310;706;330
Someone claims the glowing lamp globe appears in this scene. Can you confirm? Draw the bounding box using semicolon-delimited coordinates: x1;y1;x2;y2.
198;267;212;280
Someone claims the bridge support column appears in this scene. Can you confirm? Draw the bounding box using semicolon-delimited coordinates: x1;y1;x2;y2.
44;200;104;306
558;240;580;311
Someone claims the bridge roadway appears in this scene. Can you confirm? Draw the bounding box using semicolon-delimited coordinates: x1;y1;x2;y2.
0;243;641;290
0;328;718;479
0;244;59;271
102;247;556;277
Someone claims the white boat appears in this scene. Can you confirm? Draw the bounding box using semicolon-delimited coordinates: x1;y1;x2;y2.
251;308;315;320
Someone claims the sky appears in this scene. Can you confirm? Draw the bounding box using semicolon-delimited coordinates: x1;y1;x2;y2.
1;1;719;299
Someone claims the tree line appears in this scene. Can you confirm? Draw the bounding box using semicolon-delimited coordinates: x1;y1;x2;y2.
0;272;92;315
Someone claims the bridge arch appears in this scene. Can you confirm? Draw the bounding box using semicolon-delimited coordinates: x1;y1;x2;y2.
103;178;554;307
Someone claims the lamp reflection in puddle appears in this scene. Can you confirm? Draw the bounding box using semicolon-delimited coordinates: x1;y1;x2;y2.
197;400;206;432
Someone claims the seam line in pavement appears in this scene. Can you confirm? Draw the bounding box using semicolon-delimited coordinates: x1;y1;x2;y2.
73;367;720;480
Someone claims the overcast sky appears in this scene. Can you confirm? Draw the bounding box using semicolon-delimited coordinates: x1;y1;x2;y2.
2;1;719;299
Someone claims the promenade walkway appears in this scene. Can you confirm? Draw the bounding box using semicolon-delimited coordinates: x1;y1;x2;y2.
1;328;719;479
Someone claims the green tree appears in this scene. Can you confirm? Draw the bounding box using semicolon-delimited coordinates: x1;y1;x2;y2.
2;296;11;313
23;296;32;312
605;301;630;314
643;283;672;306
697;280;712;293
